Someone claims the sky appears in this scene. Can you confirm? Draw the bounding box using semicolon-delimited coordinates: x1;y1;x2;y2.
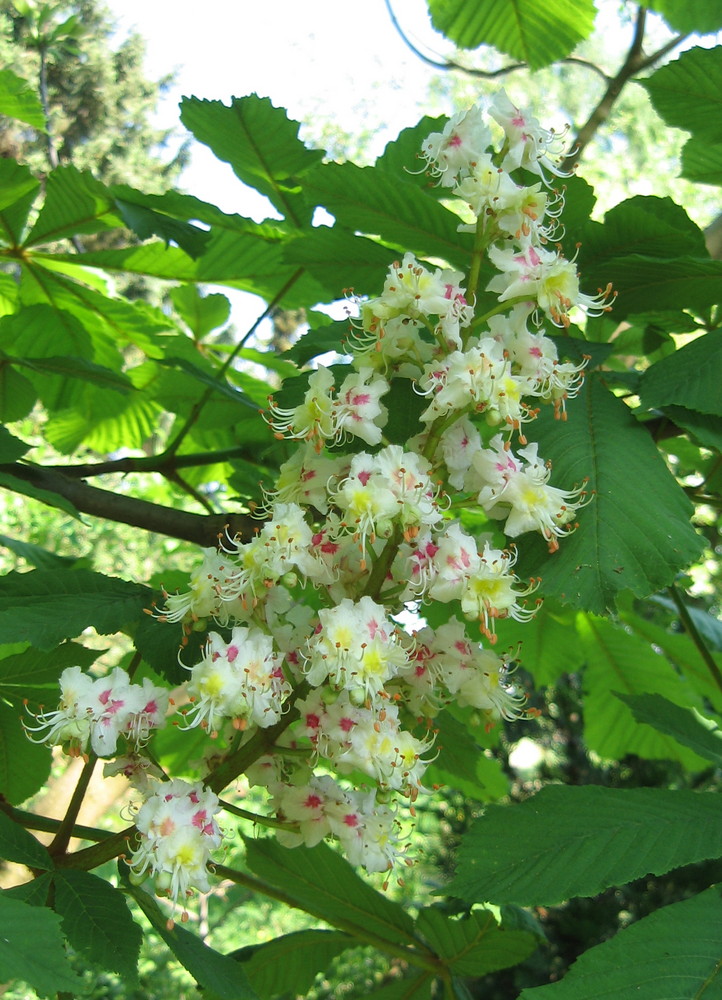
109;0;449;216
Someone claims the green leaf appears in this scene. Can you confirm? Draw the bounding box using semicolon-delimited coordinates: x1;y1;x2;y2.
0;569;152;650
0;365;37;420
0;426;29;464
0;893;82;997
362;976;433;999
0;641;101;704
518;886;722;999
170;285;231;339
0;534;77;571
641;46;722;143
156;356;259;409
126;878;257;1000
53;870;141;984
0;68;46;129
580;195;708;264
3;870;53;906
516;374;703;613
579;614;708;767
449;785;722;906
0;700;52;804
14;354;133;392
0;159;40;244
416;907;536;976
0;809;52;870
180;94;323;226
615;692;722;768
284;319;350;366
244;838;417;949
681;136;722;186
426;0;596;68
428;711;508;802
283;227;398;296
231;929;353;999
302;161;474;270
645;0;722;33
639;329;722;416
24;165;123;245
662;404;722;451
0;469;84;521
493;600;585;686
114;196;211;259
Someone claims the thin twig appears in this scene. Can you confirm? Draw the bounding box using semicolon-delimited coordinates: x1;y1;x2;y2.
668;584;722;698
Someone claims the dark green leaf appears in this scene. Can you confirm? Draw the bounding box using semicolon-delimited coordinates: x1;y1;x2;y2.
0;809;52;869
416;907;536;976
180;94;323;226
0;426;29;464
449;785;722;906
2;870;53;906
0;641;101;704
244;838;417;948
53;870;141;984
284;319;351;366
0;893;82;997
231;929;353;999
615;692;722;768
283;227;398;296
156;356;259;409
516;374;703;613
0;700;52;804
0;365;37;420
579;195;708;265
661;405;722;451
641;46;722;143
14;354;133;392
126;878;257;999
518;886;722;999
427;0;596;68
0;68;46;129
682;136;722;186
428;711;508;802
302;161;474;269
0;159;40;244
0;569;152;650
114;197;211;259
639;329;722;415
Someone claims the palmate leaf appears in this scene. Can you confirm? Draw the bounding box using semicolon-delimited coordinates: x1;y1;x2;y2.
639;329;722;416
515;374;703;613
53;871;141;985
170;285;231;339
492;600;585;686
113;188;212;258
578;614;708;767
0;569;152;650
641;46;722;144
23;165;123;246
283;226;398;297
449;785;722;907
416;908;537;977
243;837;417;949
231;929;353;999
0;426;29;464
0;894;82;998
302;161;474;270
579;195;708;264
180;94;324;227
518;887;722;999
426;0;596;68
616;692;722;768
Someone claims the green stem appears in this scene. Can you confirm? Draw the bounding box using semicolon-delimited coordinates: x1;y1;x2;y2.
0;804;113;844
669;584;722;697
53;825;137;870
164;269;304;459
212;862;442;974
361;526;403;601
218;799;299;832
48;754;98;858
464;214;489;321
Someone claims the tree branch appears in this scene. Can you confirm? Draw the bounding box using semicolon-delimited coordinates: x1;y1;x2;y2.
1;462;258;546
42;446;265;479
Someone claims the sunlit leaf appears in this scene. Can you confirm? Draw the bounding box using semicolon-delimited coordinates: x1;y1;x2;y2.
0;68;46;130
641;46;722;143
0;894;82;997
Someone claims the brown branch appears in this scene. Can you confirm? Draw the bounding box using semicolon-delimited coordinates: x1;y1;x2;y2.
1;462;257;546
42;446;264;480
